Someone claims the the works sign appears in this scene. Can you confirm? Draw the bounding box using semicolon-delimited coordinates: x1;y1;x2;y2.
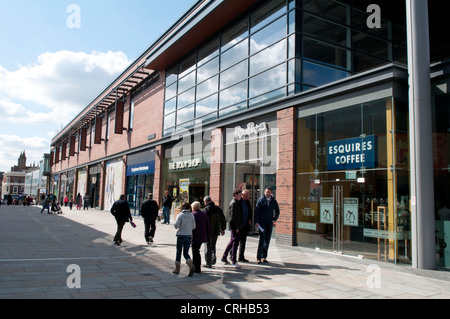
327;135;378;171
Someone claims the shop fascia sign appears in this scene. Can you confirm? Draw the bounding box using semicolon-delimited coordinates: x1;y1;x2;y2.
234;122;268;140
169;158;201;170
327;135;378;171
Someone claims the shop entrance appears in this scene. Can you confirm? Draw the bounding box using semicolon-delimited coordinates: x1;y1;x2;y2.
233;161;264;233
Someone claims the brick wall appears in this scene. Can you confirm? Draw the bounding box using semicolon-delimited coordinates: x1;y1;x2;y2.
275;107;296;246
209;128;223;208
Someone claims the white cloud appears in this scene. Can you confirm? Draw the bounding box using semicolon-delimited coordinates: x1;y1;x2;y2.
0;134;48;171
0;50;131;124
0;50;132;172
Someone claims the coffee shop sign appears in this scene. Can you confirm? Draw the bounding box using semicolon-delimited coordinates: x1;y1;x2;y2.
234;122;268;139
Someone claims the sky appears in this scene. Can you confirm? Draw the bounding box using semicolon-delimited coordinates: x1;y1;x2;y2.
0;0;198;172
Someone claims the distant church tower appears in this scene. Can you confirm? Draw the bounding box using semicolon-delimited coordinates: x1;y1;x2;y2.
18;151;26;169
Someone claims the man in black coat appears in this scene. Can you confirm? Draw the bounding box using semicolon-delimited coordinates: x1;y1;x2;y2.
110;194;132;246
204;196;226;267
140;193;159;244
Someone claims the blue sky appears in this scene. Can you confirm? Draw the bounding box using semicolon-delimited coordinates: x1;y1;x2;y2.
0;0;197;172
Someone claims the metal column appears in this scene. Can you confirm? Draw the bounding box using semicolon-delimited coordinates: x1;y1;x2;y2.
406;0;435;269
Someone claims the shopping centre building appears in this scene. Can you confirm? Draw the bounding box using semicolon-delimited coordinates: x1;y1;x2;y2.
50;0;450;269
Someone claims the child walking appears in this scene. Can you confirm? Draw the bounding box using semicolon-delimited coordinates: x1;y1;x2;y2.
173;202;196;276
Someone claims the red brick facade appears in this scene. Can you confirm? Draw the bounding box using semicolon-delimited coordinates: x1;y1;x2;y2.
275;107;296;245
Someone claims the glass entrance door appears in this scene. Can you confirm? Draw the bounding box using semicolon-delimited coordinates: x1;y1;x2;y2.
233;161;261;231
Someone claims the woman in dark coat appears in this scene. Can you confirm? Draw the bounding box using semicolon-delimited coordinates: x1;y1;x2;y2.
191;201;209;273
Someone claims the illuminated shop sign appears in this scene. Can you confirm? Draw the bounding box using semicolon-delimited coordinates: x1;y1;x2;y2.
327;135;377;171
169;158;201;170
126;161;155;176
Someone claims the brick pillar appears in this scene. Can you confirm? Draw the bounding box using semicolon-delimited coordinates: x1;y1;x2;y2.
99;161;106;210
153;145;163;206
210;128;223;208
276;107;296;246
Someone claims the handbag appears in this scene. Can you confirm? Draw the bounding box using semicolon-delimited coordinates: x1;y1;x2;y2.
130;221;136;228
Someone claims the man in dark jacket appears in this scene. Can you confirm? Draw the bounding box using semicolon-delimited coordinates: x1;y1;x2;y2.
254;187;280;263
221;189;242;268
140;193;159;244
110;194;132;246
238;189;253;262
162;190;173;224
203;196;226;267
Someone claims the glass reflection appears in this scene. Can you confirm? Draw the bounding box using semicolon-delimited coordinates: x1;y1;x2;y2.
250;16;287;55
195;94;218;118
219;80;248;109
220;60;248;90
249;63;286;98
250;39;286;76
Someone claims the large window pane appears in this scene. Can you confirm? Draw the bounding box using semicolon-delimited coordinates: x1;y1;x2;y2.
164;98;176;114
179;54;196;78
177;104;195;125
222;18;248;51
178;71;196;94
221;39;248;71
197;57;219;83
196;93;218;118
164;112;175;130
198;38;220;66
165;82;177;101
251;0;286;33
303;0;349;26
303;61;349;87
304;38;349;69
303;13;349;47
250;39;286;76
250;16;287;55
166;65;178;87
353;31;390;61
219;80;247;109
196;75;218;101
220;60;248;90
249;63;286;98
177;87;195;109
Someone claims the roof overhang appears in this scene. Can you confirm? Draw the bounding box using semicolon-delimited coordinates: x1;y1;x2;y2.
144;0;260;71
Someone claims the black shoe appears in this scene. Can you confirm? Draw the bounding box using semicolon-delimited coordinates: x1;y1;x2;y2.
221;258;230;265
238;257;249;262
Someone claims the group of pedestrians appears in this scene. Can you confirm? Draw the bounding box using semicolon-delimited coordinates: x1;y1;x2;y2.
109;187;280;277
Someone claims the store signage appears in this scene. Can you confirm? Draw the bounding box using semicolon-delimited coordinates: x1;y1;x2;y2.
234;122;267;139
126;161;155;176
169;158;201;170
327;135;377;171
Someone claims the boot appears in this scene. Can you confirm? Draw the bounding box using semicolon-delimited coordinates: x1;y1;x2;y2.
172;261;181;274
186;259;195;277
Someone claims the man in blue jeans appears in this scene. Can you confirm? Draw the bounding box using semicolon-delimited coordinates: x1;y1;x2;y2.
254;187;280;264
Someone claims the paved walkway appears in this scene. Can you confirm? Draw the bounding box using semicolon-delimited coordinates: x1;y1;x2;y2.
1;204;450;300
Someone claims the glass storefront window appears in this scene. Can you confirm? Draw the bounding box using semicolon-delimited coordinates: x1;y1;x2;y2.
432;79;450;269
296;97;411;264
223;116;278;227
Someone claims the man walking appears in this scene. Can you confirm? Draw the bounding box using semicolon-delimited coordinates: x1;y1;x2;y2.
238;189;253;262
221;189;242;268
203;196;226;267
254;187;280;264
110;194;133;246
162;190;173;224
140;193;159;244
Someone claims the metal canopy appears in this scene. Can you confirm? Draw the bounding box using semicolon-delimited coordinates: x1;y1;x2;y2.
51;65;152;148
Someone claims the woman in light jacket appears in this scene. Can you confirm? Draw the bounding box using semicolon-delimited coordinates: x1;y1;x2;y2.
173;202;196;276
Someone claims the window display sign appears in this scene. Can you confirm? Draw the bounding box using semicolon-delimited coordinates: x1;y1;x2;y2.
320;197;334;224
343;198;359;227
327;135;377;171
